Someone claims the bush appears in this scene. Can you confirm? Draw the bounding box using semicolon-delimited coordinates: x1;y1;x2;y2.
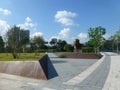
64;44;74;52
82;47;94;53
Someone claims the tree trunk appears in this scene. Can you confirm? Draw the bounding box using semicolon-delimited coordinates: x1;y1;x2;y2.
94;47;97;54
12;50;18;59
97;47;100;54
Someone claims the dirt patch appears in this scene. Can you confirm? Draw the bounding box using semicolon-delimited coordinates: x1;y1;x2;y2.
58;53;102;59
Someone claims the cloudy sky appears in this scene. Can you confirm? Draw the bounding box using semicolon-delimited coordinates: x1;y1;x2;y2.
0;0;120;43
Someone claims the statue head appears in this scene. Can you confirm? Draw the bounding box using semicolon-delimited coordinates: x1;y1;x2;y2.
74;39;80;50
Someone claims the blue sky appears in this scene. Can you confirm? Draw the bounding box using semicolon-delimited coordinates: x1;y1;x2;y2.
0;0;120;43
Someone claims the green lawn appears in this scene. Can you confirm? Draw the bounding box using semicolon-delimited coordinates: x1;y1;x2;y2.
0;53;45;61
55;52;74;56
55;52;73;54
55;52;97;56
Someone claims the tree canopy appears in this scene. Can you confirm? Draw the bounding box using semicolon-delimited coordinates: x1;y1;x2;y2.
31;36;44;49
50;38;57;46
108;29;120;52
88;26;106;54
0;36;4;52
30;36;44;55
6;25;29;58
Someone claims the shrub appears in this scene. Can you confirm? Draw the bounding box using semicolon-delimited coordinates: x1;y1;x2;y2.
82;47;94;53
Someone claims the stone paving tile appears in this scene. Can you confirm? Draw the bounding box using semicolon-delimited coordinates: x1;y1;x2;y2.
64;53;106;86
102;55;120;90
76;56;110;89
52;58;97;82
0;52;120;90
47;53;58;58
0;57;97;90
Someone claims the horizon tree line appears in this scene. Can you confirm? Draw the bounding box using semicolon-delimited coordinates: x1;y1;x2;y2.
0;25;120;58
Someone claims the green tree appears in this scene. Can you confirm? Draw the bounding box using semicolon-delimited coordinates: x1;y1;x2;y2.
50;38;57;46
20;29;30;53
57;39;67;51
31;36;44;55
102;40;113;51
64;44;73;52
0;36;4;52
88;26;106;54
109;29;120;52
6;26;29;58
114;29;120;52
49;38;58;52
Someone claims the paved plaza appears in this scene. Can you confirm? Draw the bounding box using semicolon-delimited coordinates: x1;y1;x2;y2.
0;52;120;90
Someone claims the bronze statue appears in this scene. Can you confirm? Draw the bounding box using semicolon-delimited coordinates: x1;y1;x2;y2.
74;39;82;53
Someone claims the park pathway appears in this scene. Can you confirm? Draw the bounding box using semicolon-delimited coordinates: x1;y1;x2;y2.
63;52;120;90
45;52;120;90
0;52;120;90
102;52;120;90
47;53;58;58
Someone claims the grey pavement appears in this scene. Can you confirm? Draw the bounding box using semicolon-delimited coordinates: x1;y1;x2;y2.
0;52;120;90
47;53;58;58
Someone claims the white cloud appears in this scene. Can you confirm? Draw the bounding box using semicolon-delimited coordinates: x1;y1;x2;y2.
78;33;88;43
0;20;10;36
0;17;38;39
49;28;70;43
49;36;59;41
26;17;32;22
55;10;77;26
17;17;36;29
55;10;76;19
103;34;110;40
50;36;59;39
57;18;74;26
30;32;43;38
59;28;70;39
78;33;88;39
0;8;11;15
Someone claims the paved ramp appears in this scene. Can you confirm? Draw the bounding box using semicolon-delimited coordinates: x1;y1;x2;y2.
47;53;58;58
0;55;58;80
0;61;47;80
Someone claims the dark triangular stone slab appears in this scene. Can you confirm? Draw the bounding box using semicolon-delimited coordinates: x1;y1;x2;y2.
39;54;58;80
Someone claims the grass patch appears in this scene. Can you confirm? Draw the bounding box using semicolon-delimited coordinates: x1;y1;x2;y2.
55;52;73;55
55;52;76;56
55;52;73;54
55;52;96;55
0;53;45;61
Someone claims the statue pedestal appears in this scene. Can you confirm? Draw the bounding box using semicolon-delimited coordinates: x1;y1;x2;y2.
74;49;82;53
